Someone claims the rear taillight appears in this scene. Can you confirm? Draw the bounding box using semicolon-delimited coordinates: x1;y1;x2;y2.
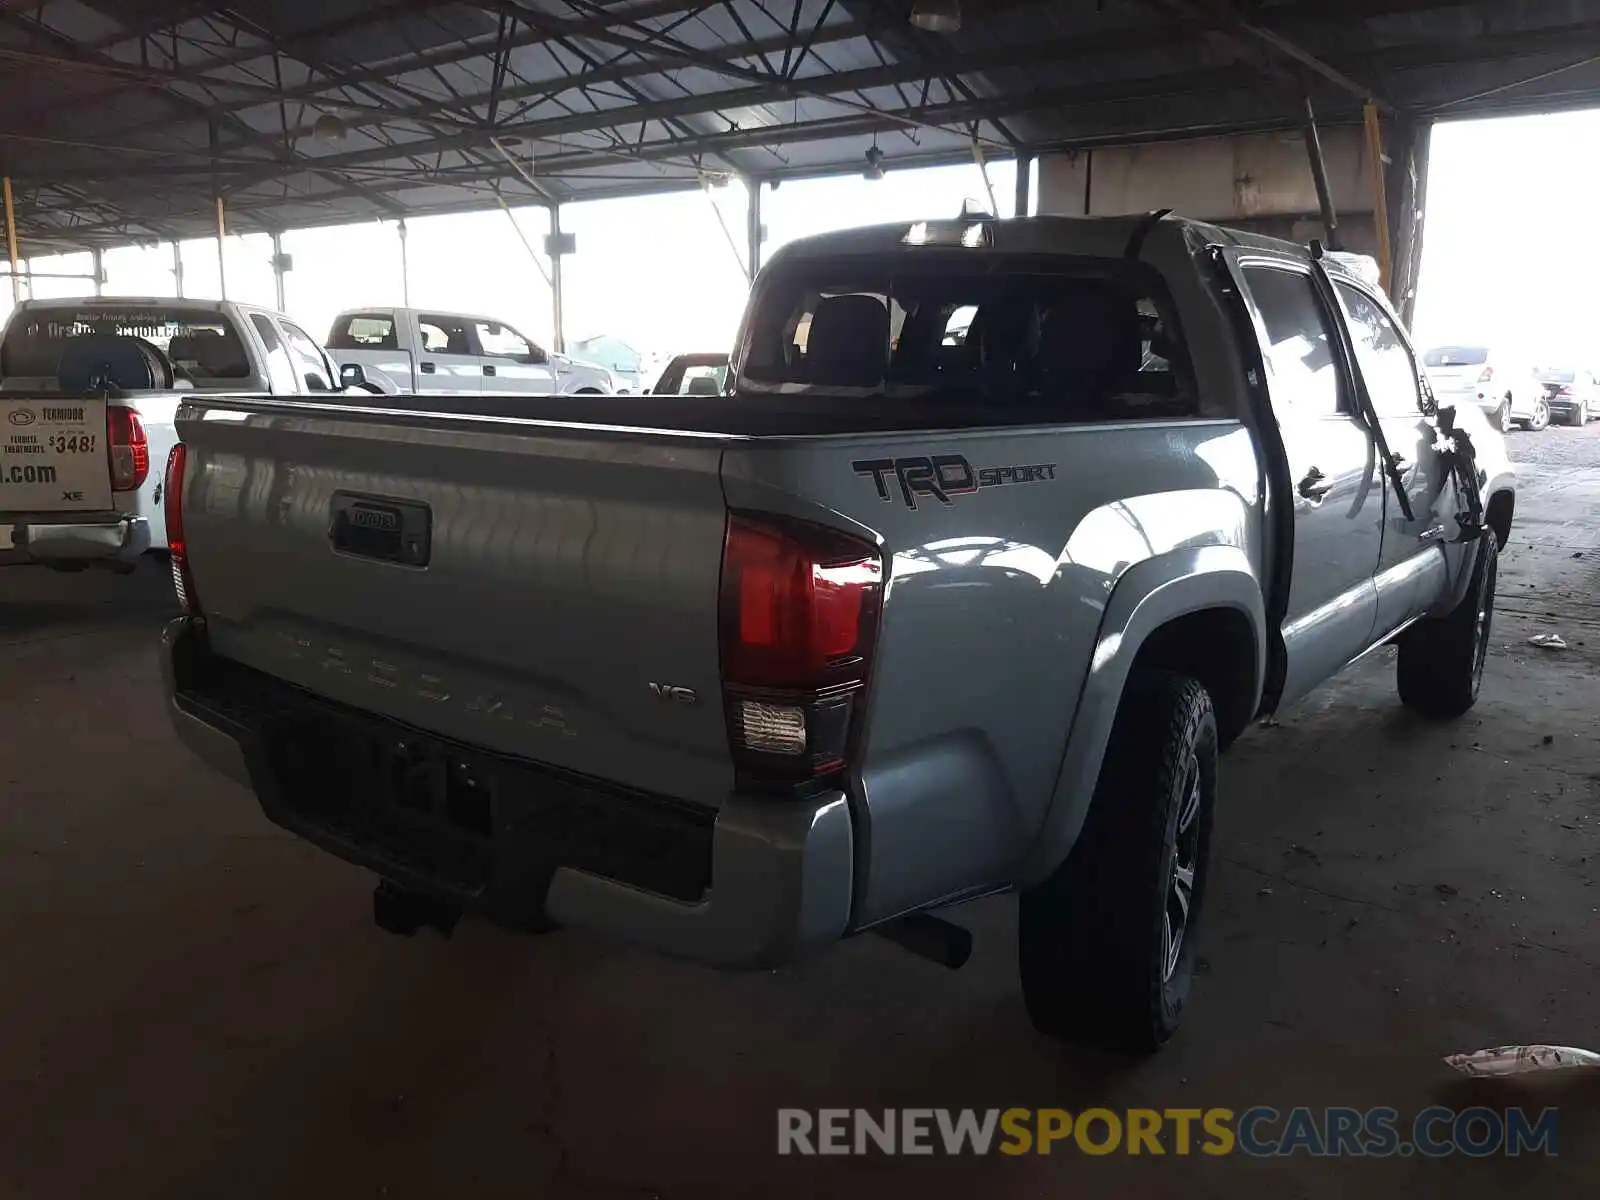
719;513;882;780
164;443;200;616
1558;385;1574;396
1477;366;1495;382
107;406;149;492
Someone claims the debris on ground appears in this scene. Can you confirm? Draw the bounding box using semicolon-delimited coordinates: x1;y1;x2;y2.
1445;1045;1600;1077
1527;633;1568;650
1256;885;1274;897
1287;843;1321;865
1434;882;1459;898
1543;734;1555;746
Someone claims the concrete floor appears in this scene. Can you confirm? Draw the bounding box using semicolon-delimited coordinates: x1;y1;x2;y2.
2;424;1598;1199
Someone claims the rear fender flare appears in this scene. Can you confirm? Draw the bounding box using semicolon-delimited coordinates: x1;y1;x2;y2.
1018;545;1266;886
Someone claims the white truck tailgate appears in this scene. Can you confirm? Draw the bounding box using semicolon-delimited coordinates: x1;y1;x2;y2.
0;398;112;512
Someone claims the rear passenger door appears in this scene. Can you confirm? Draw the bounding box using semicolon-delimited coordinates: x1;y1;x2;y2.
414;314;483;396
1238;258;1384;704
1328;279;1450;637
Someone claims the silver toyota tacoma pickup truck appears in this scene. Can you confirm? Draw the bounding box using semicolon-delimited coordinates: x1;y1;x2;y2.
160;213;1514;1052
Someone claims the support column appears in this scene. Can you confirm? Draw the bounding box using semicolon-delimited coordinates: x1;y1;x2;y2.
1014;151;1033;218
1384;116;1431;330
1301;98;1341;251
92;247;104;297
215;195;228;299
745;176;763;282
271;230;287;312
397;218;410;307
172;240;185;298
548;204;565;354
3;176;19;305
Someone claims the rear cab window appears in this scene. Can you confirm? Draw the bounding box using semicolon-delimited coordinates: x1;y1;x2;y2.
1423;346;1488;368
1;305;252;386
737;252;1199;424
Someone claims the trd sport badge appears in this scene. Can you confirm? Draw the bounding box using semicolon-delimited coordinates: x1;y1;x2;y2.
851;454;1057;510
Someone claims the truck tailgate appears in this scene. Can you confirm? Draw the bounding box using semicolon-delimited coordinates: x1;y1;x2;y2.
180;401;735;806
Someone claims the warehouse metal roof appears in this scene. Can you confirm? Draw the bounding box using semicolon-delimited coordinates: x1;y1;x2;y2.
6;0;1600;248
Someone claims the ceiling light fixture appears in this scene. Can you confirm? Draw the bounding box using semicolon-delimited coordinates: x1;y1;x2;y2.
910;0;961;34
312;113;347;142
863;143;886;181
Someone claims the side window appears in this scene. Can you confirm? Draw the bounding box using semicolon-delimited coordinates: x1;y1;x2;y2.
327;312;397;350
249;313;299;394
419;315;473;355
474;321;531;360
279;320;333;392
1242;265;1343;417
1333;281;1421;418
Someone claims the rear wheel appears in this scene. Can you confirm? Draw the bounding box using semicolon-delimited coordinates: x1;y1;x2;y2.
1527;399;1550;431
1019;671;1217;1053
1398;534;1498;718
1574;400;1590;426
1494;399;1511;432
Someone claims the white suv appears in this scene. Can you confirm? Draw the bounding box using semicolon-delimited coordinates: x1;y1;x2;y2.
1422;345;1548;432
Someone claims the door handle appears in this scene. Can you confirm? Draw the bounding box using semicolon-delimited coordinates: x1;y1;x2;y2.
1297;467;1334;501
419;361;436;374
482;364;496;376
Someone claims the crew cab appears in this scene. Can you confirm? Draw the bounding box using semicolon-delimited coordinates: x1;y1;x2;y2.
326;307;615;397
160;214;1514;1052
1;297;344;570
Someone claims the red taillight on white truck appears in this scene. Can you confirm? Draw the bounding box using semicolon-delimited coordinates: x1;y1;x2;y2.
107;406;149;492
719;513;882;780
1477;366;1495;383
164;443;200;616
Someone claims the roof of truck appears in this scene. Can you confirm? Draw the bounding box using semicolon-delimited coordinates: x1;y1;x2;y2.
16;296;231;312
764;212;1374;283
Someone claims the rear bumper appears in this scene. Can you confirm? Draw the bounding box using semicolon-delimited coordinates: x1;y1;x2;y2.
160;618;854;969
1;513;150;566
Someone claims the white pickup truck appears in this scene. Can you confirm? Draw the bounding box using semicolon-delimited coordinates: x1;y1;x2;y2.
1;296;345;570
325;307;616;397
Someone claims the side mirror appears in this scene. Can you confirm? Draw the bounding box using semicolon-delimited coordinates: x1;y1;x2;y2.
642;388;651;395
524;347;548;365
340;363;367;387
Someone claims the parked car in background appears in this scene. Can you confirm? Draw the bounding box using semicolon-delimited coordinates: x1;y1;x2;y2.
1421;344;1547;432
648;352;728;395
1536;366;1598;426
570;333;650;393
0;296;345;570
162;213;1514;1053
326;307;615;397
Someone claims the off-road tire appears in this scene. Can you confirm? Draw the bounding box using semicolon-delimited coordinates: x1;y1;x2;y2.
1398;533;1498;718
1018;671;1217;1054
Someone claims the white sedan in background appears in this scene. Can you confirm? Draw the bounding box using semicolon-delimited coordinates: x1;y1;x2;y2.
1422;344;1548;432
